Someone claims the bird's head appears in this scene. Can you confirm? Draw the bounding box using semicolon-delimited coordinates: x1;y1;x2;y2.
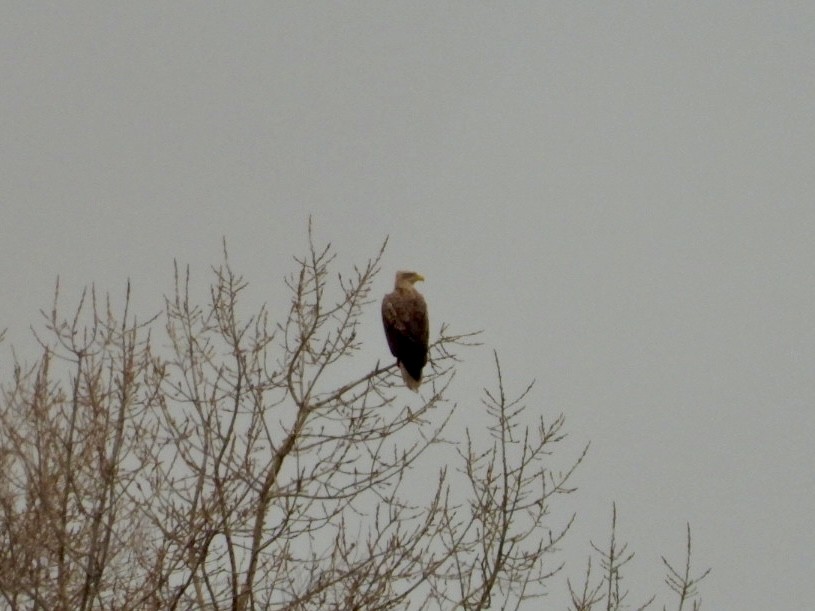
395;271;425;289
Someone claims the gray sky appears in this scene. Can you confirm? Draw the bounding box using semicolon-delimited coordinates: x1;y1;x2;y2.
2;3;814;608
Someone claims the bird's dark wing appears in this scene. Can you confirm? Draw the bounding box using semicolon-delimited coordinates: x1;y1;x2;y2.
382;292;429;381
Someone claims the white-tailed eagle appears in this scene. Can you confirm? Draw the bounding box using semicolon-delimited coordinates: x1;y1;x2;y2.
381;271;429;391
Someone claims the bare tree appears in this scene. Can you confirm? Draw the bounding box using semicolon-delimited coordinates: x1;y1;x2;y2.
0;226;707;610
566;505;710;611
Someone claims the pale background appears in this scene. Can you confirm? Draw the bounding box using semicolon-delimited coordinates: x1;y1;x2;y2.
2;3;814;609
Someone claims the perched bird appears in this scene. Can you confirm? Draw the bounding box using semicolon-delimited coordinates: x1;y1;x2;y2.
381;271;429;391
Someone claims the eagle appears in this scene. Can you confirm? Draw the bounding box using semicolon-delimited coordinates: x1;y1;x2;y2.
381;271;429;391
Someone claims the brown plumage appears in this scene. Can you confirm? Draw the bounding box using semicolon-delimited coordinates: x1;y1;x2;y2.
381;271;429;391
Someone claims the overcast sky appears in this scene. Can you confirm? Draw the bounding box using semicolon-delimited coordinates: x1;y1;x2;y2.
2;3;814;608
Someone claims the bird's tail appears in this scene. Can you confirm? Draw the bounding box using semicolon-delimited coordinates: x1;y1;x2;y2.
398;362;421;392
